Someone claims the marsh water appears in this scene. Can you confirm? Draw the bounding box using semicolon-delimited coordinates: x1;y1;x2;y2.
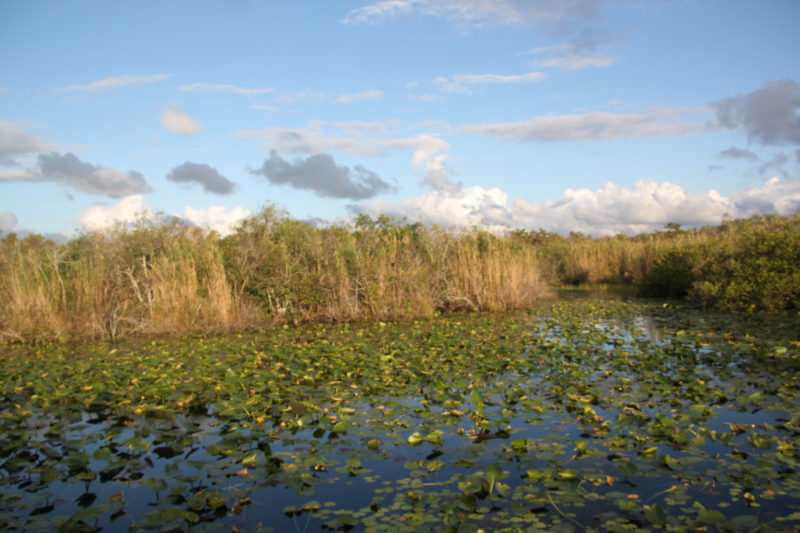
1;295;799;531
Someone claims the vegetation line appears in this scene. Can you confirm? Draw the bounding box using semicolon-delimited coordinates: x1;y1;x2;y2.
1;208;797;343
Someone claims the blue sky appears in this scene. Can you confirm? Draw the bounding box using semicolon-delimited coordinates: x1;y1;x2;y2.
1;0;799;238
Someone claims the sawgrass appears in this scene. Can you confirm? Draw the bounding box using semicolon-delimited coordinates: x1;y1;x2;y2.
2;210;796;343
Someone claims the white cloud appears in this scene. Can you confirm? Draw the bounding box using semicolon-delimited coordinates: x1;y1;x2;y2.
463;108;711;142
53;74;171;93
343;0;602;30
335;90;385;104
76;196;252;236
250;104;279;114
77;195;155;232
540;52;614;70
731;177;800;217
0;87;9;94
161;102;203;136
386;134;459;190
239;124;457;191
417;93;444;102
526;33;616;71
273;90;328;105
180;205;252;236
386;134;450;165
178;83;273;96
275;89;384;105
355;178;800;236
237;125;384;157
435;71;546;93
355;185;510;228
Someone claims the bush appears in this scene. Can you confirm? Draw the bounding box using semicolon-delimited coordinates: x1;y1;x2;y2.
637;250;696;299
690;216;800;312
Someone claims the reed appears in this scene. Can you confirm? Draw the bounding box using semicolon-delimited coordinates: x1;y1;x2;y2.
0;211;551;342
2;211;796;343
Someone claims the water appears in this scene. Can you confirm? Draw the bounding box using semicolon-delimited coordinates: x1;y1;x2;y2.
1;296;799;531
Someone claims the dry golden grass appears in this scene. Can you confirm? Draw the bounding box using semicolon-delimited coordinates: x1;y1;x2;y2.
5;210;784;343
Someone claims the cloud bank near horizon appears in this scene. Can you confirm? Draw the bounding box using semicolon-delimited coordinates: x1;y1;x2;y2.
3;176;797;241
353;177;800;236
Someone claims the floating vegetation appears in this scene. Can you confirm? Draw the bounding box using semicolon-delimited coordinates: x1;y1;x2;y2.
1;297;799;531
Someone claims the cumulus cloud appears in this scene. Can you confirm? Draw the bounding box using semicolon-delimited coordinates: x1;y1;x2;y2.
178;83;273;96
76;196;251;236
712;79;800;146
2;152;153;197
53;74;171;93
386;135;460;191
180;206;252;236
161;102;203;135
731;177;800;217
435;71;546;93
353;185;509;228
252;150;396;200
355;178;800;236
167;162;235;194
77;195;154;232
0;121;53;165
343;0;602;30
463;108;710;142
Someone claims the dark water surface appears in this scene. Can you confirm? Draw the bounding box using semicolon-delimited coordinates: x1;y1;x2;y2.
1;296;799;531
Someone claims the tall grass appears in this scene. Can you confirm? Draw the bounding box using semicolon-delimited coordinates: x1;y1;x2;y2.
2;210;796;343
0;223;254;342
221;209;550;323
0;210;550;343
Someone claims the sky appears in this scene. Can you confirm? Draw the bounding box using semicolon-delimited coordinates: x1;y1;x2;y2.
1;0;799;239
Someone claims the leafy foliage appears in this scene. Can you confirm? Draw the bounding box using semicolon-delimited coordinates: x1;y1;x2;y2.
637;249;696;299
1;298;798;531
691;215;800;312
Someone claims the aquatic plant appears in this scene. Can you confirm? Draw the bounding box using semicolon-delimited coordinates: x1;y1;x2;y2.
1;297;798;531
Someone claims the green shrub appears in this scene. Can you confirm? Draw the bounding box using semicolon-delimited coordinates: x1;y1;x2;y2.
690;215;800;312
637;250;696;299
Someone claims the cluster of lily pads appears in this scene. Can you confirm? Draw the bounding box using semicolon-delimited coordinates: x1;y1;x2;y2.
1;297;798;532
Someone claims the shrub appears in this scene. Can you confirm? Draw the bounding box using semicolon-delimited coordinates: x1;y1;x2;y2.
637;250;697;299
690;215;800;312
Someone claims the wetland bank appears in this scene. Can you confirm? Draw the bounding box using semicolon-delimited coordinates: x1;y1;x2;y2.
1;213;799;531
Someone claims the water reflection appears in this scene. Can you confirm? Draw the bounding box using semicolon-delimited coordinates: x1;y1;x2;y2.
2;297;799;531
